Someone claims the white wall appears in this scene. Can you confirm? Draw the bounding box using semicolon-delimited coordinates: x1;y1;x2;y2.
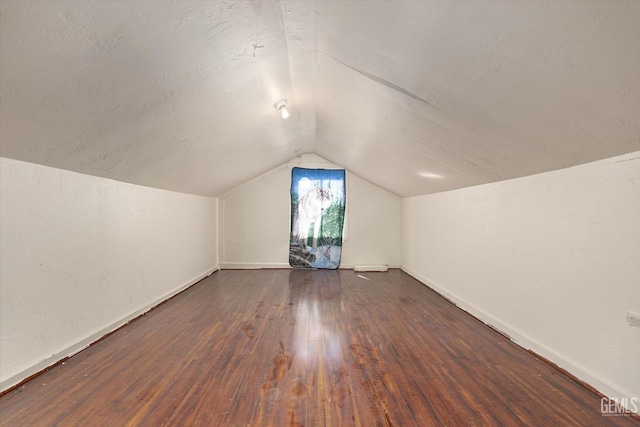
402;151;640;404
0;157;218;391
219;154;402;269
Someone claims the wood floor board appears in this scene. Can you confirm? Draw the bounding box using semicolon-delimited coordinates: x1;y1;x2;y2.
1;269;638;426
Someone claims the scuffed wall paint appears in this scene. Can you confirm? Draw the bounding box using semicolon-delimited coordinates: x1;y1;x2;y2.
0;157;218;391
402;150;640;405
218;154;401;269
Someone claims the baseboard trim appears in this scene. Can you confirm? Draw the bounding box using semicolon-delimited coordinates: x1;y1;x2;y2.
0;265;219;394
220;262;291;269
400;266;637;413
220;262;402;270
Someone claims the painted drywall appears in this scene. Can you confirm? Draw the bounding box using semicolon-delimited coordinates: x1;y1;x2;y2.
402;151;640;405
0;157;218;391
218;154;401;269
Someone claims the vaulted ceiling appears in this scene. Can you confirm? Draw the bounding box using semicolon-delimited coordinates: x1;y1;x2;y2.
1;1;639;197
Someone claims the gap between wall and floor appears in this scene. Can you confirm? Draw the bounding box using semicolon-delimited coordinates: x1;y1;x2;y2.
400;266;638;414
2;265;636;417
0;266;220;394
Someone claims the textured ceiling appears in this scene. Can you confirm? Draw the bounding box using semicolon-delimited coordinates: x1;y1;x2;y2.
1;1;639;197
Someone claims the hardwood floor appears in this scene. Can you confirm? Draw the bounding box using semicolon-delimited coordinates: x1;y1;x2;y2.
1;269;637;426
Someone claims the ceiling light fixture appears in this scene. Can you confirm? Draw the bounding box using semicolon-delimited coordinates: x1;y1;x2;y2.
419;172;444;179
274;99;289;119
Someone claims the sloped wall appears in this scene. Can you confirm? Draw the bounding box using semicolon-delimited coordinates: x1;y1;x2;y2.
218;154;402;269
402;151;640;404
0;157;219;391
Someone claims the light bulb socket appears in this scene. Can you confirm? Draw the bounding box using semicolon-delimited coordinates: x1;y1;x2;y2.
274;99;289;119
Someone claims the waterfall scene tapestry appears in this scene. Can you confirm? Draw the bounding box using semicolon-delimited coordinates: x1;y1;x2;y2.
290;167;345;269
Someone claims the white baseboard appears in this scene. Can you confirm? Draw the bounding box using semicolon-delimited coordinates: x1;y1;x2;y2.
220;262;291;269
220;262;401;270
354;264;389;272
0;265;219;393
400;266;637;412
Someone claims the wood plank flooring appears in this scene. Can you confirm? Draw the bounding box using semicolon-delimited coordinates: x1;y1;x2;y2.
1;269;638;426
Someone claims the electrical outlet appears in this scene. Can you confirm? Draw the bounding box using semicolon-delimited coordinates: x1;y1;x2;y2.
628;311;640;328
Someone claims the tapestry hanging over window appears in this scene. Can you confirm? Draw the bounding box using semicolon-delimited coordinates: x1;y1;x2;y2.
289;167;345;269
